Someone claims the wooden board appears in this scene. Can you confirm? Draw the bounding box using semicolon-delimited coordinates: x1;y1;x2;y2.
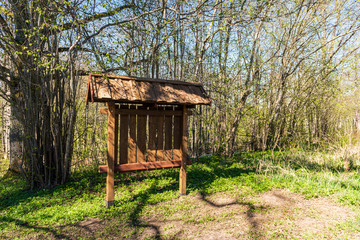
101;108;189;116
117;108;183;116
156;114;164;162
150;82;167;102
137;81;157;101
173;115;182;161
172;84;188;103
95;77;125;100
129;113;137;163
114;108;119;165
128;79;142;101
98;159;192;173
164;115;173;161
179;105;188;195
106;102;117;207
119;113;128;164
147;115;157;162
163;83;178;103
121;79;138;101
95;78;111;99
137;112;147;163
100;107;108;114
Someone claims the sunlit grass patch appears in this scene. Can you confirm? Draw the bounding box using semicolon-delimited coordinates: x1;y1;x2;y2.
235;147;360;205
1;147;360;238
0;155;9;178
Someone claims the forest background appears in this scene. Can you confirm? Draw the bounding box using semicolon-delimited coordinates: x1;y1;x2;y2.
3;1;360;238
1;0;360;187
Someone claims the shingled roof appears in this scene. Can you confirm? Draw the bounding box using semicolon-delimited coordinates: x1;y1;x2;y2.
86;74;211;105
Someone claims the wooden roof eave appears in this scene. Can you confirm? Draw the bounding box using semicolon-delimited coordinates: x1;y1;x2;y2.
87;74;211;106
89;97;210;106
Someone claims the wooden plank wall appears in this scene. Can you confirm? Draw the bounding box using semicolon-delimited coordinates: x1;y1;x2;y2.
128;111;137;163
136;109;147;163
115;105;186;164
119;105;128;164
156;111;164;162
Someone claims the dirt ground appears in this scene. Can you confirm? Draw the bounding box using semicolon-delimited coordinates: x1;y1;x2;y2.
139;189;359;239
60;189;359;240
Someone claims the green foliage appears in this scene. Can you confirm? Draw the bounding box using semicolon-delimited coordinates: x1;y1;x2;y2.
1;148;360;238
0;155;270;234
72;100;108;168
235;148;360;206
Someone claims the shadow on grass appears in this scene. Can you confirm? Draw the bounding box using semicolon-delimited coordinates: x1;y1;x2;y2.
0;169;105;211
118;179;178;240
197;191;268;239
1;156;271;239
0;214;112;239
113;156;266;239
0;216;71;239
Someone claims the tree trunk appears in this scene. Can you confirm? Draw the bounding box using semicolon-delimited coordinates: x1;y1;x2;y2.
4;95;22;173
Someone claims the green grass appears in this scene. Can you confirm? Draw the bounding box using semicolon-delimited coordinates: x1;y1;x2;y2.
1;147;360;238
234;148;360;205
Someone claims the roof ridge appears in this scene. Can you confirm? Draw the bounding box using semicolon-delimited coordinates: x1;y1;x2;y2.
90;73;203;86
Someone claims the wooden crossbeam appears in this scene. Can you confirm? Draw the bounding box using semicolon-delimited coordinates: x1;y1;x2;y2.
99;107;192;116
98;159;192;173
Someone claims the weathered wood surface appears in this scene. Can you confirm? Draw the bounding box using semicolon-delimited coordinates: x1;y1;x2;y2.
106;102;117;208
98;159;192;173
164;115;173;161
156;113;164;162
129;113;137;163
102;105;193;166
137;111;147;163
119;112;128;164
173;115;182;161
117;109;184;116
100;107;193;116
179;105;188;195
147;115;157;162
87;74;211;105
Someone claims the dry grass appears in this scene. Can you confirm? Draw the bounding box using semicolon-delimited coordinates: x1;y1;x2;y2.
0;153;9;177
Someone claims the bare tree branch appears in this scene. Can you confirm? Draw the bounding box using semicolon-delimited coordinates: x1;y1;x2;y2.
60;4;135;31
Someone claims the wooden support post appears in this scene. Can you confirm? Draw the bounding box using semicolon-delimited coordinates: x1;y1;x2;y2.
106;102;118;208
179;105;188;196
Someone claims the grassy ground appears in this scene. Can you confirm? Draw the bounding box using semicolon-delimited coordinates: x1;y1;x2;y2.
1;147;360;239
0;152;8;177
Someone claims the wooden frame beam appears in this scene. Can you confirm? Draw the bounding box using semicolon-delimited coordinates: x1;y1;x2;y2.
106;102;118;208
98;160;192;173
179;105;188;195
100;107;192;116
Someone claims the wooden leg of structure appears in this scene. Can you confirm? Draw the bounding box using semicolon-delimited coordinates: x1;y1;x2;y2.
179;162;186;196
106;102;118;208
179;105;188;196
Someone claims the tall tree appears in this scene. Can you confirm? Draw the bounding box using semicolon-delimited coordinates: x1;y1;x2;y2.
0;0;156;187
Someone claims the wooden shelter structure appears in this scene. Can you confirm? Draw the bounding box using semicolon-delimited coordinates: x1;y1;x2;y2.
86;74;211;208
